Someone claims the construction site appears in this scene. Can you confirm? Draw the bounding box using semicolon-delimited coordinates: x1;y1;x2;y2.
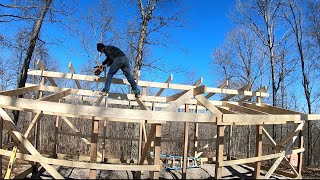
0;60;319;179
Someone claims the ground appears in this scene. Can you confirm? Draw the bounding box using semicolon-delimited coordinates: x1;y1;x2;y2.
2;157;320;179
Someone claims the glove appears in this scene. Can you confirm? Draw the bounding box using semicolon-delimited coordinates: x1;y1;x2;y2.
93;65;105;76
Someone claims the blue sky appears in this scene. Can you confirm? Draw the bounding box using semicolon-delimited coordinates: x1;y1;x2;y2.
54;1;236;86
151;1;235;85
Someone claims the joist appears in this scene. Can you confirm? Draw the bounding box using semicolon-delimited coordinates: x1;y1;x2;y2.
242;102;303;115
68;62;82;89
155;74;173;96
205;80;228;99
221;84;250;101
0;85;40;96
37;60;58;87
39;89;72;102
0;108;64;179
0;149;160;171
222;102;269;114
238;86;267;103
0;95;216;123
28;70;268;97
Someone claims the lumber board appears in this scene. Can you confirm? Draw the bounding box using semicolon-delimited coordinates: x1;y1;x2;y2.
0;108;64;179
0;85;40;96
222;114;302;125
0;95;216;123
264;156;285;179
39;89;72;102
164;89;194;111
221;148;304;166
27;70;268;97
221;84;250;101
205;80;228;99
195;95;223;117
0;149;160;171
24;111;42;138
155;74;173;96
242;102;303;114
222;102;269;114
238;86;267;103
206;87;269;97
68;62;81;89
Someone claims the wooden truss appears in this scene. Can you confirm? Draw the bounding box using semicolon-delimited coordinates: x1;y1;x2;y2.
0;60;316;179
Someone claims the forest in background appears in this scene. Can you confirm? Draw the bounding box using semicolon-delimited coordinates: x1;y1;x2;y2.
0;0;319;171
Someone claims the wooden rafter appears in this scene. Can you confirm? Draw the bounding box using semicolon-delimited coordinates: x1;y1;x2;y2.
238;86;267;103
0;85;40;96
222;102;269;114
221;84;250;101
68;62;81;89
155;74;173;96
0;108;64;179
242;102;303;114
205;80;228;99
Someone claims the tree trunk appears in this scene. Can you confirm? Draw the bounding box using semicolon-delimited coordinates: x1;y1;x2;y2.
13;0;53;124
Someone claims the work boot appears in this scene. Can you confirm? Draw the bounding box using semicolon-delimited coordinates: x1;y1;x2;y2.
133;90;141;98
99;88;108;96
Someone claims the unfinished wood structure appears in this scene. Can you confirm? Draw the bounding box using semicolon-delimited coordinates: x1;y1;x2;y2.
0;60;316;179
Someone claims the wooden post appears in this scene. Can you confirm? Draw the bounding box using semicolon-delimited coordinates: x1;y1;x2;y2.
0;117;3;179
89;117;99;179
194;105;199;157
53;115;60;158
254;90;263;179
297;129;304;177
215;125;225;179
182;104;190;179
228;125;233;160
150;124;161;179
254;125;263;179
102;120;107;163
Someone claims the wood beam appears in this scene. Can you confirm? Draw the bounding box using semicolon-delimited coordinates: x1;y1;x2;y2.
0;95;216;123
222;102;269;114
0;85;40;96
205;80;228;99
238;86;267;103
242;102;303;114
155;74;173;96
0;108;64;179
27;70;269;97
68;62;81;89
221;84;250;101
0;149;160;171
39;89;72;102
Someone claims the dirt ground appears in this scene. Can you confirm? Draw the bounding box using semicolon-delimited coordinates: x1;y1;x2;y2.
3;157;320;179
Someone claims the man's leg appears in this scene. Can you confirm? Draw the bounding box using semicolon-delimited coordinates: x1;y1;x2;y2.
103;60;121;93
121;57;140;97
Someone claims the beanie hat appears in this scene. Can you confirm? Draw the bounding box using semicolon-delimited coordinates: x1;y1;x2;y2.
97;43;105;52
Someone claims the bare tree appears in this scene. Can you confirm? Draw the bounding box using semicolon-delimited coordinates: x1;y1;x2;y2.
8;0;52;124
132;0;186;80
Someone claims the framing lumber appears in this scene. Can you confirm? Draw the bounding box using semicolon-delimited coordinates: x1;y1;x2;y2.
0;108;64;179
0;149;160;171
24;111;42;138
205;80;228;99
68;62;81;89
155;74;173;96
221;84;250;101
37;60;57;87
222;102;269;114
242;102;303;115
238;86;267;103
0;85;40;96
28;70;269;97
0;95;216;123
39;89;72;102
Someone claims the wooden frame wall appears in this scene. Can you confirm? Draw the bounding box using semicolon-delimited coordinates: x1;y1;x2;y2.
0;60;314;179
